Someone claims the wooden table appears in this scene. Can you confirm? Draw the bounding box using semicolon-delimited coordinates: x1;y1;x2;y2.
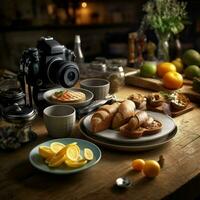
0;85;200;200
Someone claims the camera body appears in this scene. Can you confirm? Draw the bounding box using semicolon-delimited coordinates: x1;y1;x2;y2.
20;37;79;89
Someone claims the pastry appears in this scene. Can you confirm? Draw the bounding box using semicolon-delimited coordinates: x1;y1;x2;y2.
111;100;136;129
91;102;120;133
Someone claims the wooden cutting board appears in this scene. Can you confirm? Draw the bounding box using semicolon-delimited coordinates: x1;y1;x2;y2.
125;70;200;103
147;103;195;118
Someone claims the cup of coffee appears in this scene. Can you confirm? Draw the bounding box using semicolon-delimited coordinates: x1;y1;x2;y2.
80;78;110;100
43;105;76;138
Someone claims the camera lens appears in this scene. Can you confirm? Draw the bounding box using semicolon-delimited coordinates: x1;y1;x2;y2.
67;71;76;82
48;59;79;88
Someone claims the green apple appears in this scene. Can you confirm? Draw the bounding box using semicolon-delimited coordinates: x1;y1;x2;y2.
140;61;157;78
184;65;200;80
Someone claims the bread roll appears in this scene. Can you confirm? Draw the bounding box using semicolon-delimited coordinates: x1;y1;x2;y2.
120;111;162;138
91;102;120;133
127;111;148;130
112;100;136;129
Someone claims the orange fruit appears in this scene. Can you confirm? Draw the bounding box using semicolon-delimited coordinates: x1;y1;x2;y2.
157;62;176;78
143;160;160;178
163;71;183;90
132;159;145;171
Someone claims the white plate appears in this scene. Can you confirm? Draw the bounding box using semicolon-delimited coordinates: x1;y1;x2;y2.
83;111;176;143
43;87;94;108
29;138;101;174
79;118;177;151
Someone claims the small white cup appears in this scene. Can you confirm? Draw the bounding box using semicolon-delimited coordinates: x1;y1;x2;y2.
80;78;110;100
43;105;76;138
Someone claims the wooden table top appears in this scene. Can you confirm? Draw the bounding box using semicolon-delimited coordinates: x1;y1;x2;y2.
0;85;200;200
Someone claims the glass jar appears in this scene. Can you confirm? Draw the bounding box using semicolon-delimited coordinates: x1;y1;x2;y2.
0;87;25;117
0;104;37;150
107;64;125;94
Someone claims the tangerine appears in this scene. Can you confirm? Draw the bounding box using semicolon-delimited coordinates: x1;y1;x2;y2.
163;71;183;90
132;159;145;171
157;62;176;78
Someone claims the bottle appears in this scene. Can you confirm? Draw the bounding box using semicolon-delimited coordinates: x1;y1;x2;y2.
74;35;84;65
127;32;137;67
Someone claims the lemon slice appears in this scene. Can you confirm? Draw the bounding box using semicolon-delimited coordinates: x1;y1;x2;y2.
48;147;67;167
48;155;66;167
39;146;55;159
50;142;65;154
65;159;87;168
66;146;80;161
84;148;94;160
66;142;77;147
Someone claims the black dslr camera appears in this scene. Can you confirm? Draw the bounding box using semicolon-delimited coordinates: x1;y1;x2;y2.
20;36;79;89
19;37;80;107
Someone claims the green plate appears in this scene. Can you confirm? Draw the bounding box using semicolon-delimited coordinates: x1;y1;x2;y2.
29;138;101;174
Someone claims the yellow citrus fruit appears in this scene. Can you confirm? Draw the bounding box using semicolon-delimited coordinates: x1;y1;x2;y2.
66;142;78;147
78;154;83;161
157;62;176;78
65;159;87;168
68;143;80;154
66;146;80;161
143;160;160;178
175;58;182;63
132;159;145;171
84;148;94;161
48;147;67;167
39;146;55;159
172;60;184;73
50;142;66;154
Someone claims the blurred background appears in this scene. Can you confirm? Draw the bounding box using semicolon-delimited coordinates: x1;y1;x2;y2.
0;0;200;72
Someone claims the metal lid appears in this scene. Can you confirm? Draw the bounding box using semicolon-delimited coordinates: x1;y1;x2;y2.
0;88;25;101
2;103;37;123
108;65;124;72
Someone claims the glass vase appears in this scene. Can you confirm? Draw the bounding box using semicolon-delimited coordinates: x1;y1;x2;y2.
156;32;170;61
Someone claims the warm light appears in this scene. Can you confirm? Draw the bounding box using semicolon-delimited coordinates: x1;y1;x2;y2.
81;2;87;8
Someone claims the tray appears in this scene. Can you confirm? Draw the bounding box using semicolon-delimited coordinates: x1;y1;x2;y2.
125;70;200;103
147;103;195;117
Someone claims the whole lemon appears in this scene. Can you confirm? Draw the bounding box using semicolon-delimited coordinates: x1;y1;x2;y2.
143;160;160;178
172;59;184;73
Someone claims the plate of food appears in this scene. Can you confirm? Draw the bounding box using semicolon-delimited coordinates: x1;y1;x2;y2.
43;87;94;108
82;100;176;144
29;138;101;174
79;118;177;151
83;111;176;143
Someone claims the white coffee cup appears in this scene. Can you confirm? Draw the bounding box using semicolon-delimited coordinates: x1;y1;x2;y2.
80;78;110;100
43;105;76;138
